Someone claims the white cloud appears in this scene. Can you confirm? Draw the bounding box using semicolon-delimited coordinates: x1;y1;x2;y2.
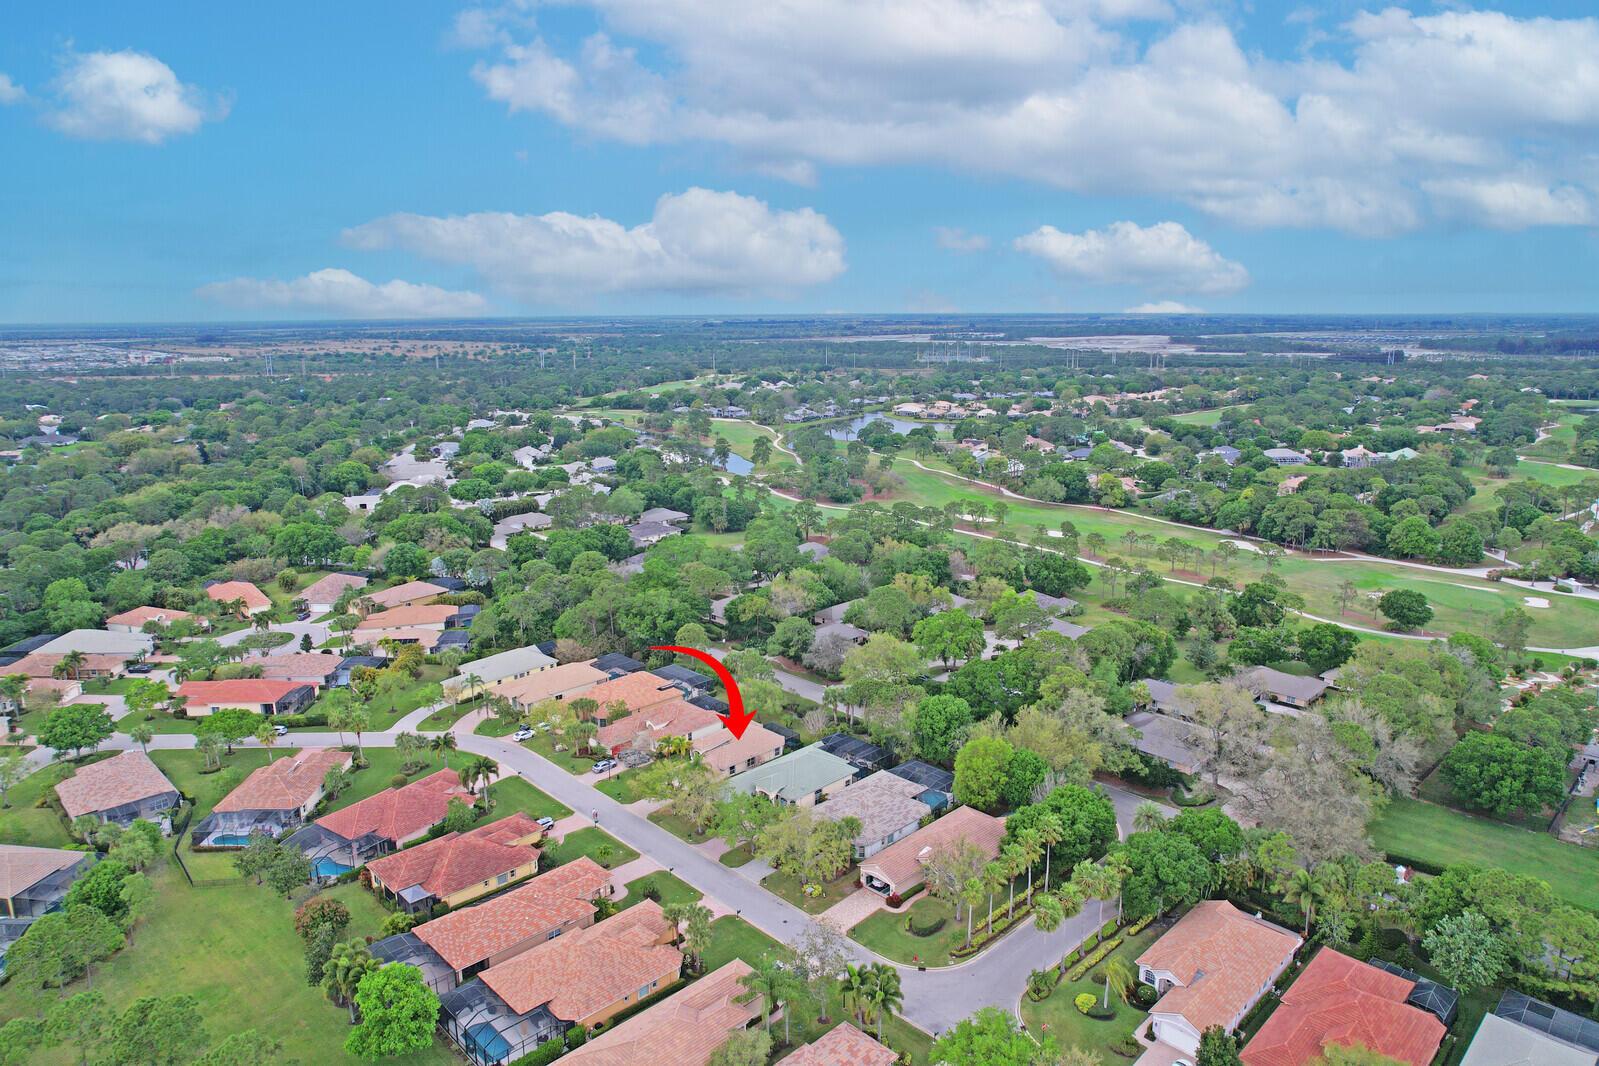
47;49;223;143
343;187;846;302
461;3;1599;234
934;226;990;252
196;269;487;318
0;74;24;105
1014;220;1248;295
1421;178;1592;229
1124;300;1203;313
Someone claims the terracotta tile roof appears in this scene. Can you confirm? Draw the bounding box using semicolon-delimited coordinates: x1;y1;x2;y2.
366;814;540;901
784;1023;898;1066
813;770;931;847
55;751;178;819
300;572;368;605
355;604;459;630
256;653;344;682
213;748;351;813
360;580;447;610
315;768;474;844
860;805;1006;891
561;959;761;1066
1138;900;1302;1034
0;844;88;899
1242;949;1445;1066
206;581;272;612
695;722;784;774
597;699;722;752
493;661;608;706
176;679;308;706
354;627;448;651
414;857;609;970
479;900;682;1020
580;672;682;715
105;605;198;628
6;653;131;678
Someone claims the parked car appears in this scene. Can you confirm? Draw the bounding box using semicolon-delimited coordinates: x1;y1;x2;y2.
295;610;311;621
591;758;617;774
512;727;534;742
126;662;153;674
273;723;289;737
535;816;556;832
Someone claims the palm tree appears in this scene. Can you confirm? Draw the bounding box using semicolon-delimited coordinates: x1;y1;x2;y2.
1000;844;1024;920
1104;955;1138;1009
1132;800;1167;834
54;650;87;681
867;963;902;1043
430;732;457;767
323;940;379;1023
739;956;801;1039
128;722;154;755
656;734;692;759
982;860;1006;934
255;720;277;764
961;876;985;947
1280;866;1327;936
347;706;370;761
461;755;498;807
1017;829;1044;905
840;964;873;1027
197;732;224;772
1035;812;1065;893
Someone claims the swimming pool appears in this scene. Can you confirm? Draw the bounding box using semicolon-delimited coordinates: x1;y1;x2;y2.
464;1023;512;1063
312;857;354;878
206;833;253;848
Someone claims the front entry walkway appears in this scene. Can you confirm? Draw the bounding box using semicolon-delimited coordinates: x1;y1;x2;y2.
819;886;886;933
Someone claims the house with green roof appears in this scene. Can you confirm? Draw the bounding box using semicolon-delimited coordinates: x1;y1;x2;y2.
723;745;855;808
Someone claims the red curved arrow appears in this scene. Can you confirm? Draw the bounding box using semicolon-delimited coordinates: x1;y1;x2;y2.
650;645;755;739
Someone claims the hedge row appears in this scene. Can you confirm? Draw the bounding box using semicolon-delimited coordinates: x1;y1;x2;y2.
1066;933;1126;982
950;902;1034;958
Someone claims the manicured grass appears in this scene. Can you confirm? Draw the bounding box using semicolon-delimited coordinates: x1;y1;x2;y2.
545;826;638;870
1018;923;1160;1061
83;677;141;695
720;847;756;868
517;732;600;774
648;807;716;844
710;419;798;471
332;746;478;808
0;863;455;1066
850;896;964;967
595;769;647;804
1169;404;1245;426
417;699;475;732
474;715;520;737
312;664;447;721
153;747;275;880
1370;796;1599;910
619;871;702;910
761;866;858;914
489;775;572;821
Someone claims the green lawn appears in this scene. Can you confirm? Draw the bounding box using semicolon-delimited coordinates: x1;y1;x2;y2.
417;698;475;732
761;866;858;914
83;677;141;696
331;746;478;808
618;871;703;911
710;419;798;471
1169;404;1245;426
595;769;647;804
720;847;756;868
0;864;455;1066
544;826;638;870
1370;796;1599;910
487;775;571;821
313;664;447;722
1018;923;1160;1062
0;754;114;848
648;807;716;845
850;896;964;967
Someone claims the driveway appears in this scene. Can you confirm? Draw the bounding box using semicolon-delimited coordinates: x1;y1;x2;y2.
217;620;331;655
771;667;827;703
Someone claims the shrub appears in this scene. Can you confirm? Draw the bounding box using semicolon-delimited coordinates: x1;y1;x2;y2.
886;892;903;908
1110;1036;1143;1058
1075;993;1097;1015
389;774;408;789
1135;983;1157;1007
1065;935;1125;982
1026;968;1059;1001
521;1036;565;1066
906;912;947;938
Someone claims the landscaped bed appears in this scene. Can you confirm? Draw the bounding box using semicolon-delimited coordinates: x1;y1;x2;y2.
761;866;859;914
617;871;702;910
850;895;964;967
1018;922;1161;1062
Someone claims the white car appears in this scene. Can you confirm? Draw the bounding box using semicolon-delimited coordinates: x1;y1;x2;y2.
512;727;535;742
273;723;289;737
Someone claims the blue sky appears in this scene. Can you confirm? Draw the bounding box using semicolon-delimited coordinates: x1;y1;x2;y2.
2;1;1598;322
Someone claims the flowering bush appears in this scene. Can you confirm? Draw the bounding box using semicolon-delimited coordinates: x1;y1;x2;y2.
1075;993;1097;1015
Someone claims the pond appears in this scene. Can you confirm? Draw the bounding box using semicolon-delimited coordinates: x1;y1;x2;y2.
826;414;955;441
716;452;754;475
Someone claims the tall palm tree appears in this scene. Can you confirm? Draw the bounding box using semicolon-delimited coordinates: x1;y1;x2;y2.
840;964;873;1027
739;955;802;1039
323;940;379;1023
1281;866;1327;937
430;732;457;767
867;964;902;1043
128;722;154;755
1017;829;1044;905
1000;844;1025;920
961;876;985;947
982;860;1006;934
255;720;278;764
1104;955;1138;1009
1036;813;1065;892
461;755;499;807
54;651;87;681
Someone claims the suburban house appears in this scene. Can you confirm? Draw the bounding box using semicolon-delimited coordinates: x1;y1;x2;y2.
256;652;345;691
443;645;558;700
105;606;204;633
0;845;95;972
5;651;132;681
0;844;93;921
1242;949;1447;1066
37;629;153;659
191;748;353;847
813;769;937;860
1459;991;1599;1066
174;679;316;717
596;699;723;756
1239;666;1328;709
360;580;448;611
1263;448;1309;466
365;813;544;914
577;671;686;724
1137;900;1303;1057
812;599;862;625
286;768;476;873
559;959;763;1066
334;655;386;686
626;520;681;548
650;664;712;693
637;507;689;525
695;722;786;778
725;745;856;808
54;751;180;828
1201;446;1242;466
300;572;368;614
1124;711;1206;776
783;1023;897;1066
355;603;465;632
373;858;612;992
439;901;682;1065
815;620;870;646
859;805;1005;898
493;660;608;712
205;580;273;616
354;627;452;653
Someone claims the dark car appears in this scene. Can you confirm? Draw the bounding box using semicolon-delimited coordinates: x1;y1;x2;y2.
126;662;153;674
